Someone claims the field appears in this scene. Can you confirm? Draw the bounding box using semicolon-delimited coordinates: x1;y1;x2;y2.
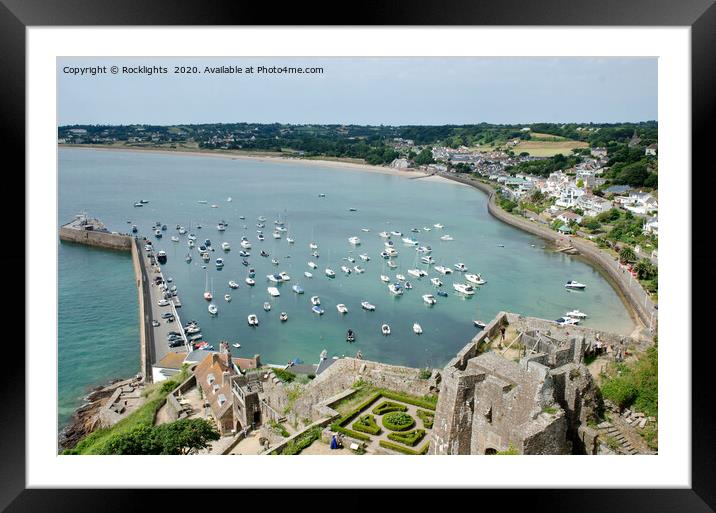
511;139;589;157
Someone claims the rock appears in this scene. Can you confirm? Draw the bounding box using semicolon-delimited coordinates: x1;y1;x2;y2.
638;418;647;429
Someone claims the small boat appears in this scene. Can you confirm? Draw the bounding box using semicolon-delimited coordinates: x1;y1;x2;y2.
309;242;319;250
131;225;138;233
232;342;241;348
257;216;267;222
416;246;432;254
379;231;390;238
384;240;395;248
380;251;390;259
310;296;321;306
203;290;213;301
312;305;325;315
435;266;453;275
380;275;390;283
198;200;208;204
381;324;391;336
217;223;226;231
402;237;419;246
154;229;162;238
248;269;256;277
440;235;454;241
312;251;320;258
423;227;431;231
227;197;232;202
353;266;365;274
156;251;167;264
292;284;304;294
188;233;197;241
390;231;402;237
247;314;259;326
361;228;370;232
161;224;167;231
260;250;269;257
385;247;398;257
348;236;361;245
171;236;180;242
280;312;288;322
239;250;250;257
201;252;210;263
263;302;272;311
565;281;586;289
179;227;186;235
359;254;370;261
413;323;423;335
245;277;255;286
208;303;218;315
185;254;192;263
318;193;326;197
241;259;249;266
474;320;487;329
565;309;588;319
325;268;336;278
271;258;279;266
133;202;143;207
340;265;352;275
361;301;376;311
336;304;348;314
267;287;280;297
555;316;580;326
228;280;239;289
349;207;357;212
221;242;231;251
396;274;406;281
240;240;252;249
421;256;435;265
388;283;403;295
422;294;437;305
346;257;355;263
465;273;487;285
407;269;421;278
404;282;413;289
224;294;232;302
346;329;356;343
257;234;265;241
211;204;218;208
454;263;468;272
188;240;195;248
387;260;397;269
411;228;420;233
215;258;224;269
453;283;476;295
304;271;313;278
437;290;449;297
272;231;282;239
308;261;318;269
286;237;295;244
434;223;444;229
431;277;442;287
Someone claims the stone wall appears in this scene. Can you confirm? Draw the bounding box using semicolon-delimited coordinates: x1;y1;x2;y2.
59;226;133;251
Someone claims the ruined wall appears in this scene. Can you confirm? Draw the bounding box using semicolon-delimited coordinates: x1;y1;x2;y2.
519;411;569;455
59;227;133;251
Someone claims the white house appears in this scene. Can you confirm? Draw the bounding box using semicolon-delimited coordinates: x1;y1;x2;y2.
577;193;613;216
591;147;608;158
643;216;658;235
645;143;658;156
555;187;585;208
556;211;583;225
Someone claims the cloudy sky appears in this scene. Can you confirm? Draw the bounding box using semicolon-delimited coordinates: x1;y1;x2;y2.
57;57;657;126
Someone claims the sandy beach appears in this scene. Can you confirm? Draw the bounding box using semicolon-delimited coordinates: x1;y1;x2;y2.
60;145;463;186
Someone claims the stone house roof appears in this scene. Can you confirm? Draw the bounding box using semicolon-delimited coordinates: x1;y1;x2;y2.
193;352;237;424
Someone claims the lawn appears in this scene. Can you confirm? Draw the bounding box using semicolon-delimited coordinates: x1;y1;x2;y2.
512;139;588;157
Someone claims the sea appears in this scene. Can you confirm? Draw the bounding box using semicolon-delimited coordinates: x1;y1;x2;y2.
58;148;635;429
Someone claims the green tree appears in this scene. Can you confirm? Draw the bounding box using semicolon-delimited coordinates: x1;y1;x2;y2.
413;147;435;166
154;418;220;455
619;247;637;264
634;259;656;280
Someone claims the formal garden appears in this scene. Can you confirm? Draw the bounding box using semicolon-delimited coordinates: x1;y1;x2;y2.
329;387;437;455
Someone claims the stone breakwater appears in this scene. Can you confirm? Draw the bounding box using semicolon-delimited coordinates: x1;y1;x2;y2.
59;226;133;251
439;173;656;333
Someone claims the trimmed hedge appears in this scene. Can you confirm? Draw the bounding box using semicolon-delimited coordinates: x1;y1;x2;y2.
332;425;371;442
416;410;434;429
352;414;381;435
274;426;322;455
382;412;415;432
380;390;437;411
387;429;426;447
372;401;408;416
379;440;430;455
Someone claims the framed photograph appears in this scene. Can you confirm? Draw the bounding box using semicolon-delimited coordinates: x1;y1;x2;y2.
5;0;713;510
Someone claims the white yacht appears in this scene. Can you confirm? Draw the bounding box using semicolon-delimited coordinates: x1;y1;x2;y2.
565;281;587;289
311;296;321;306
348;236;361;245
208;303;218;315
402;237;419;246
380;274;390;283
325;268;336;278
224;294;232;302
465;273;487;285
304;271;313;278
379;231;390;238
430;277;443;287
390;231;402;237
278;271;291;281
435;266;453;275
247;314;259;326
565;309;588;319
388;283;404;295
245;277;255;286
396;274;406;281
407;269;422;278
341;265;352;275
422;294;437;305
263;302;272;311
228;280;239;289
308;261;318;269
336;304;348;314
434;223;444;229
555;316;580;326
353;266;365;274
240;239;252;250
359;253;370;261
440;234;454;241
453;283;476;295
266;273;285;283
309;242;319;250
385;247;398;257
221;242;231;251
421;256;435;265
361;301;376;311
454;263;468;272
413;323;423;335
381;324;391;336
171;236;180;242
387;260;397;269
267;287;280;297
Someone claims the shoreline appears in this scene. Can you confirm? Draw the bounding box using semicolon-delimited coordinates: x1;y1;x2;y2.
438;172;655;339
59;144;463;185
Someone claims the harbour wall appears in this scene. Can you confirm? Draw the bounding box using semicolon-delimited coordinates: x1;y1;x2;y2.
131;238;154;383
440;173;656;333
59;226;133;251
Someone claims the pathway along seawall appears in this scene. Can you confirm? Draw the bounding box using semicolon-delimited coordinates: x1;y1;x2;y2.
439;172;656;334
131;238;154;383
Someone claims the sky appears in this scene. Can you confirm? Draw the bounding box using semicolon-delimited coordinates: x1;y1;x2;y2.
57;57;657;126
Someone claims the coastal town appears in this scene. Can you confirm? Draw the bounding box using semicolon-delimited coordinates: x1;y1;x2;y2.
58;121;658;457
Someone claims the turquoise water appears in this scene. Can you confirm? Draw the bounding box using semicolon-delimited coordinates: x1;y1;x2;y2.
58;148;634;427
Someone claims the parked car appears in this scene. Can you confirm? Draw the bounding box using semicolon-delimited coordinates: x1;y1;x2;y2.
157;299;170;307
151;320;160;327
161;312;174;319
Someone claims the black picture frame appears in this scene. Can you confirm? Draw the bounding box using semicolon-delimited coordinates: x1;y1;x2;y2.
4;0;712;511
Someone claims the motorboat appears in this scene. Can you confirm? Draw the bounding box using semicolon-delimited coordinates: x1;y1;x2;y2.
440;235;454;241
286;237;295;244
257;234;265;241
248;268;256;278
402;237;419;246
361;301;376;311
390;231;402;237
208;303;218;316
304;271;313;278
257;216;267;222
423;227;431;231
260;250;269;257
247;314;259;326
340;265;352;275
242;259;249;266
239;216;245;220
215;258;224;269
185;254;192;263
188;233;197;241
310;296;321;306
271;258;279;266
131;225;138;233
239;250;250;257
267;273;284;283
133;202;143;207
263;302;272;311
411;228;421;233
278;271;291;281
308;261;318;269
380;251;390;259
204;239;212;247
396;274;406;281
361;228;370;232
453;283;476;295
217;223;226;231
454;263;468;272
178;227;186;235
272;231;282;239
229;280;239;289
157;251;167;264
348;236;361;245
387;260;397;269
565;281;586;289
292;284;304;294
309;242;319;250
434;223;444;228
312;305;325;315
353;266;365;274
336;304;348;314
422;294;437;305
211;204;218;209
385;247;398;257
465;273;487;285
437;290;448;297
188;240;195;248
430;277;443;287
245;277;255;286
404;282;413;290
318;193;326;197
565;310;588;319
240;240;252;249
474;320;487;329
421;256;435;265
280;312;288;322
384;240;395;248
267;287;281;297
407;269;422;278
379;231;390;238
155;229;162;238
435;266;452;275
346;330;356;343
380;275;390;283
224;294;232;302
203;290;213;301
388;283;403;295
346;257;355;263
171;236;180;242
413;323;423;335
349;207;357;212
416;246;432;254
222;242;230;251
232;342;241;348
359;254;370;261
555;316;580;326
201;252;210;263
381;324;391;336
325;268;336;278
161;224;167;231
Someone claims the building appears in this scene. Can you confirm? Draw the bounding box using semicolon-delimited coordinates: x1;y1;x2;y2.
555;187;585;208
643;216;658;235
576;193;613;217
556;211;583;225
192;342;241;435
590;147;608;159
645;143;658;156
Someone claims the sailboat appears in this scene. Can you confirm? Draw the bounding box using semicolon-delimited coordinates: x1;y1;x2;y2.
203;271;212;301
